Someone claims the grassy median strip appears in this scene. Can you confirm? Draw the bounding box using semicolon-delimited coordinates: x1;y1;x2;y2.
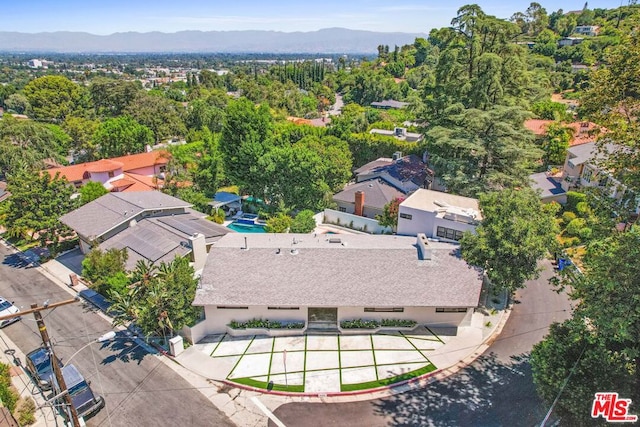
209;333;227;356
226;335;255;380
423;326;445;344
266;337;275;383
232;377;305;393
370;334;379;381
340;364;436;392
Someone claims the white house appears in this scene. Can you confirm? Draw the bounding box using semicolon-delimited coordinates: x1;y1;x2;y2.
192;233;483;337
396;189;481;241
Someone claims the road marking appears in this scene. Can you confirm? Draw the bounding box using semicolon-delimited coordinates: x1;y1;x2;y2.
250;396;287;427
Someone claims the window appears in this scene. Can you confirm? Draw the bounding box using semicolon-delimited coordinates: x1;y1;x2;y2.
364;307;404;312
216;306;248;310
268;307;300;310
436;226;464;241
399;213;412;220
338;207;347;212
582;168;593;183
108;171;115;178
436;308;467;313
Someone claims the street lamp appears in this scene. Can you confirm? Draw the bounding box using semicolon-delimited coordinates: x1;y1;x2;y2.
63;331;116;368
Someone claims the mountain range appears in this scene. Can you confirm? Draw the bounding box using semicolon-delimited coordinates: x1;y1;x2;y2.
0;28;425;54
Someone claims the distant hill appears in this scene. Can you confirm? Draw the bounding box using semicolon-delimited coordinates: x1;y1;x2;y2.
0;28;425;54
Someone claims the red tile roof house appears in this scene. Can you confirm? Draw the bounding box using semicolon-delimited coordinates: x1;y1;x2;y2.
46;151;169;192
526;120;606;204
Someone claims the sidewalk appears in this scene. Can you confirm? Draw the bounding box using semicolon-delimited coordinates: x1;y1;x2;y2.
2;240;513;426
0;330;63;427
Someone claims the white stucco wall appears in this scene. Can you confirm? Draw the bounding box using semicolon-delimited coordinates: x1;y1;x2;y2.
202;305;307;334
323;209;391;234
338;306;470;328
396;206;435;236
199;305;472;337
90;170;123;185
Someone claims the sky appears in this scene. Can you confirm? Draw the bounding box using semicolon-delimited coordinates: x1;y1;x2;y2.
3;0;627;34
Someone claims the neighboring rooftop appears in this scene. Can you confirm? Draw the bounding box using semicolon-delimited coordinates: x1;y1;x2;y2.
333;179;405;210
47;150;169;182
529;172;566;199
100;214;230;270
355;154;429;191
400;189;482;221
195;233;483;308
524;119;604;147
370;100;409;109
59;191;191;239
566;141;617;167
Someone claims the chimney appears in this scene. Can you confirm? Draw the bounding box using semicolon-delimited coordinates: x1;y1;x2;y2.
416;233;431;260
188;233;207;272
354;191;365;216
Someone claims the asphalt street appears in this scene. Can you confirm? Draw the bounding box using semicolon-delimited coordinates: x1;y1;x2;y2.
0;244;235;427
271;260;572;427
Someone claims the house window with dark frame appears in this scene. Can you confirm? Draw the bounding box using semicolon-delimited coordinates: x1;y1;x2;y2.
216;306;249;310
267;307;300;310
338;207;347;212
436;226;464;241
108;171;115;178
435;307;467;313
364;307;404;312
399;213;412;220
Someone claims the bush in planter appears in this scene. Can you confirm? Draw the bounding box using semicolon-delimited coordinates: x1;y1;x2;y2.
340;319;380;329
229;319;304;329
380;319;417;328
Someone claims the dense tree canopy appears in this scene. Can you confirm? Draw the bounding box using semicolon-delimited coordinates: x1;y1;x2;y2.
461;188;559;292
426;105;541;196
23;75;82;121
92;115;154;158
3;170;77;247
532;226;640;424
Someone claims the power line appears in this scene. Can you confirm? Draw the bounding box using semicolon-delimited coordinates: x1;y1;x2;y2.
539;344;588;427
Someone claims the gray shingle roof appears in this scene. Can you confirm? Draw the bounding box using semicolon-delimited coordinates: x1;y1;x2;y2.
60;191;191;238
100;219;191;270
98;212;231;270
195;233;483;308
333;180;405;210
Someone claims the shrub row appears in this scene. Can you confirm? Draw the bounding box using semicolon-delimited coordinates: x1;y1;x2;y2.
340;318;417;329
229;319;305;329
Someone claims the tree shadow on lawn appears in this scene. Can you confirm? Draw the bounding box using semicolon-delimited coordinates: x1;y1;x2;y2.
271;352;551;427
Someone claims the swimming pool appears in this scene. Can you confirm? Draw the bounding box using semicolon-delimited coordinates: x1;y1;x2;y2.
227;222;266;233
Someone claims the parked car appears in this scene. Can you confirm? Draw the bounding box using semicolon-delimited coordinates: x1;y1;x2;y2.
0;297;20;327
55;364;105;421
24;347;63;391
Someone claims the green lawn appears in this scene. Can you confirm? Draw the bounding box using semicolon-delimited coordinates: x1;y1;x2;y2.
340;363;436;392
232;377;305;393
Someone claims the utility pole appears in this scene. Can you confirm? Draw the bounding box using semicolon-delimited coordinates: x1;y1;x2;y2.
31;299;81;427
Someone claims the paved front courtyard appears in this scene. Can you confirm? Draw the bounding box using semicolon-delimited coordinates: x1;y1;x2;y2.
193;330;448;393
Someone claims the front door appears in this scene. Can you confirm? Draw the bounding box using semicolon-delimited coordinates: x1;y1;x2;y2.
307;307;338;329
